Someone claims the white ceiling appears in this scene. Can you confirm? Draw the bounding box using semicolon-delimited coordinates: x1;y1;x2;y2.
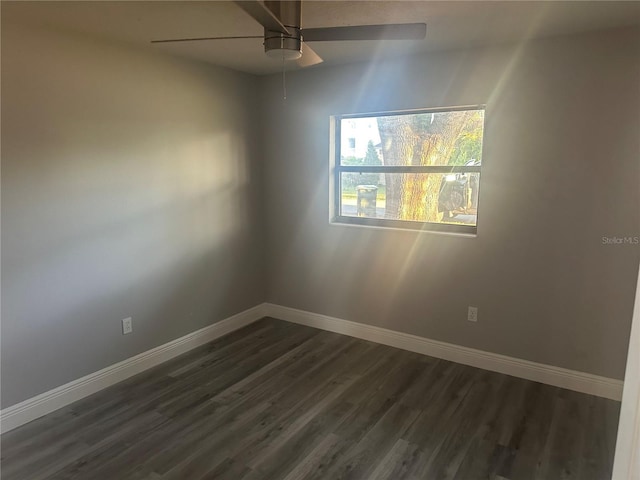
4;1;640;75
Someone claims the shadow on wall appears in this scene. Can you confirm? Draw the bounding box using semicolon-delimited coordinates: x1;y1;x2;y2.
1;129;258;407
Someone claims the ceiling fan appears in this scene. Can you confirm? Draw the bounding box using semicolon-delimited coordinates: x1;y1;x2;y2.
151;0;427;68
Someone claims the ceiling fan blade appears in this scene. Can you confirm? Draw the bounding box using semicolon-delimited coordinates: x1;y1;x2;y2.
302;23;426;42
151;35;263;44
234;0;290;35
297;43;324;68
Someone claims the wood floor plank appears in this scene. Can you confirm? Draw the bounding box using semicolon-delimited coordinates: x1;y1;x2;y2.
451;372;522;479
540;390;591;479
0;318;620;480
504;383;560;480
324;402;421;479
367;438;413;480
421;370;506;480
242;346;388;479
280;434;341;480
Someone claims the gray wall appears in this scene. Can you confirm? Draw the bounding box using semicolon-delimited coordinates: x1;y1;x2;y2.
2;17;638;411
261;27;640;380
1;20;265;407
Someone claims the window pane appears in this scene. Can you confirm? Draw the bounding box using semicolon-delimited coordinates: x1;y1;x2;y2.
340;109;483;167
340;172;479;226
340;118;382;166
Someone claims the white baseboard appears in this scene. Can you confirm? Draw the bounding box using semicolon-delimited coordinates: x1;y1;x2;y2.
0;304;267;434
2;301;624;435
263;303;624;401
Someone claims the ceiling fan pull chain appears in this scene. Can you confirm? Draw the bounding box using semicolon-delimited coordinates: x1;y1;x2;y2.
282;54;287;100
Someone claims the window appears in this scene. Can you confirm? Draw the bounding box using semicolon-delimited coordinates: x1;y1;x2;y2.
332;106;485;234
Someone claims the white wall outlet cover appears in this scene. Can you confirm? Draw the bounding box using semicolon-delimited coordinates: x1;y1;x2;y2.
122;317;133;335
468;307;478;322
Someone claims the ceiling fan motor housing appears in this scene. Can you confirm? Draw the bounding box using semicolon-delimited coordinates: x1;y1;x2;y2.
264;27;302;60
263;0;302;60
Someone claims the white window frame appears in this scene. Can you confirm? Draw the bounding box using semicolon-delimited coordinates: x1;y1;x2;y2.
330;105;485;235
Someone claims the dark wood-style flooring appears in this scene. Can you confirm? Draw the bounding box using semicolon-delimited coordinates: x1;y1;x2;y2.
0;318;620;480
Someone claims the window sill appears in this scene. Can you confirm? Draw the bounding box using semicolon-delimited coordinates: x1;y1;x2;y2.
329;217;478;238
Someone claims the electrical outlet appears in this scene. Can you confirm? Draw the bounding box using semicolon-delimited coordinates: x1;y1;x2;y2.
122;317;133;335
468;307;478;322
